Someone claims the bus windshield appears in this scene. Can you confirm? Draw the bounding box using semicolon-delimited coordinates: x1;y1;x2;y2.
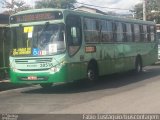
11;24;65;56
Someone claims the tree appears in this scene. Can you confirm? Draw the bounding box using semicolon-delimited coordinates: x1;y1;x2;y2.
35;0;76;9
132;3;143;20
1;0;31;15
132;0;160;23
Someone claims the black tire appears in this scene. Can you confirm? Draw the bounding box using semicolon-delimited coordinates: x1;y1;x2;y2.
135;57;142;73
87;65;98;81
0;70;5;80
40;83;53;89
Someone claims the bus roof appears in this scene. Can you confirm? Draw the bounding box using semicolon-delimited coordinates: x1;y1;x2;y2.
64;9;155;25
11;8;155;25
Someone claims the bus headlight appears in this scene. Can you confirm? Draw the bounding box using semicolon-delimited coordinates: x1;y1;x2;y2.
50;66;60;72
50;61;65;73
13;67;18;72
10;62;17;72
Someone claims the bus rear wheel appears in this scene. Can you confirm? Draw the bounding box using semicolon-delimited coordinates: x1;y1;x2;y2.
40;83;53;89
135;57;142;73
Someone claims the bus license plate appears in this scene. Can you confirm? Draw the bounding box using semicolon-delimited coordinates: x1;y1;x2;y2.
28;76;37;80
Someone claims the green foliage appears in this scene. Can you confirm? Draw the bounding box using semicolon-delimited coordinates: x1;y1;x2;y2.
35;0;76;9
132;3;143;20
132;0;160;23
1;0;31;15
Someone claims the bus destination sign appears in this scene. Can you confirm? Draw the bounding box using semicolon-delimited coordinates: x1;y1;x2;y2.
10;11;63;24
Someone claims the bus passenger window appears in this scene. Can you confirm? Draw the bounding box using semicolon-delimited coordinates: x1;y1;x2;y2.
113;22;117;42
143;25;148;42
140;25;144;42
147;26;151;42
122;23;127;42
150;26;155;42
134;24;140;42
83;18;100;43
100;20;113;42
115;22;123;42
126;23;132;42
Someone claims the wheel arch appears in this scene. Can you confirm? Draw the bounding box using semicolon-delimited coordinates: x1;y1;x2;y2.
135;54;143;66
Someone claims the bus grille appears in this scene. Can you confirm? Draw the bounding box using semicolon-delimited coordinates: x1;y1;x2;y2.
15;58;52;64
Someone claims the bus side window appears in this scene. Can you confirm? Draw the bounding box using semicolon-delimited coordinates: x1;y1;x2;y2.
140;25;144;42
126;23;132;42
147;26;151;42
131;24;135;42
71;27;79;45
66;14;82;56
113;22;117;42
134;24;140;42
122;23;127;42
143;25;148;42
150;26;155;42
115;22;123;42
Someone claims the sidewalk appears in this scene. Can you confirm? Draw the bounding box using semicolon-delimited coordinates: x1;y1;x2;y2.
155;61;160;64
0;79;30;91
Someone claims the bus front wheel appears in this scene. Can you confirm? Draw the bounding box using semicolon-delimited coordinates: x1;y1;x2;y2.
87;65;98;81
40;83;53;89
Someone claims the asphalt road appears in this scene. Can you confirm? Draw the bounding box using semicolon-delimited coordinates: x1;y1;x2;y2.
0;65;160;114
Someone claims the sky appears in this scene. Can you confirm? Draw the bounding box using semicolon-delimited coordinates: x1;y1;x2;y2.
77;0;142;14
0;0;142;14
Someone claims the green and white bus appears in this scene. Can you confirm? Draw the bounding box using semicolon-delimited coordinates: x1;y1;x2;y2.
9;9;157;88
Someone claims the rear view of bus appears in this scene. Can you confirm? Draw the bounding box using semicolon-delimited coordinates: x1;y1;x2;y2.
9;9;68;88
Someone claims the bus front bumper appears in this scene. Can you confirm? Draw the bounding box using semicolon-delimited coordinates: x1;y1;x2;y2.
9;66;68;84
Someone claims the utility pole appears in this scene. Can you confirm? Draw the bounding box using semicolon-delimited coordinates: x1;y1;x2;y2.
143;0;146;21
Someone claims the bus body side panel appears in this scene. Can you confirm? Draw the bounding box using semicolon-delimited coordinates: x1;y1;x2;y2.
123;42;157;70
113;43;126;73
66;62;87;81
123;43;136;71
98;43;124;76
66;44;88;81
141;43;158;66
99;43;115;76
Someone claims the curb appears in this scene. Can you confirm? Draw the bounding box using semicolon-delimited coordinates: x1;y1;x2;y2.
0;80;30;91
153;61;160;65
